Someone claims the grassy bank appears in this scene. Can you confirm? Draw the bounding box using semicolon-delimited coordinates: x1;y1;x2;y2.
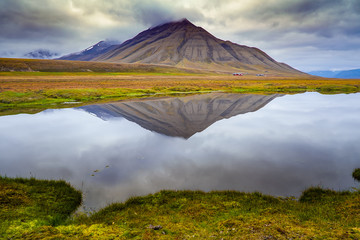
1;176;360;239
1;71;360;115
0;176;82;238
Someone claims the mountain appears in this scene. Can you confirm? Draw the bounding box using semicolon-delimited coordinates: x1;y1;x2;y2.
61;19;303;75
79;92;281;139
24;49;59;59
58;40;120;61
307;71;337;78
309;69;360;79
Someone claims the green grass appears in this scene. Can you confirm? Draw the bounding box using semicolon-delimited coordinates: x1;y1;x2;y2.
1;84;359;116
1;88;359;118
1;176;360;239
0;176;82;238
230;84;359;94
0;88;214;116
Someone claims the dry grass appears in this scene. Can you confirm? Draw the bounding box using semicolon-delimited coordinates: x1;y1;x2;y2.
1;71;359;92
0;58;206;74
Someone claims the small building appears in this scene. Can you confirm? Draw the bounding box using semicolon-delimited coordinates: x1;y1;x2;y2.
256;74;265;76
233;72;243;76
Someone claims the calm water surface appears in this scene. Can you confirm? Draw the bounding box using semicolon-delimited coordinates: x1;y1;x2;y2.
0;92;359;210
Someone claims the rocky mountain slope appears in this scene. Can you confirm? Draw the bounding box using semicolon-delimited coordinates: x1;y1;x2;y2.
79;93;281;138
61;19;303;74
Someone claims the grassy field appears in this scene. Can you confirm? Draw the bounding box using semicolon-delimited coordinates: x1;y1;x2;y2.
1;71;360;116
1;58;360;115
1;176;360;239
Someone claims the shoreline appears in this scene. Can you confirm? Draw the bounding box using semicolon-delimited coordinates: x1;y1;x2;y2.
1;175;359;239
1;71;360;116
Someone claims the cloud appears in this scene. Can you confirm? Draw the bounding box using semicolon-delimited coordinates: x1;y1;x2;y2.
0;0;78;40
129;0;204;26
0;0;359;70
207;0;360;40
0;0;205;57
198;0;360;70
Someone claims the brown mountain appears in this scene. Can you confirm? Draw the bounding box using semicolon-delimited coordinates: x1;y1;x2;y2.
79;93;282;139
61;19;303;74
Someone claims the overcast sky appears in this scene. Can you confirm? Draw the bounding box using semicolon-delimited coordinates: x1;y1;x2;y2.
1;0;359;71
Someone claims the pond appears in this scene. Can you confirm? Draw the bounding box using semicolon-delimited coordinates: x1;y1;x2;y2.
0;92;359;210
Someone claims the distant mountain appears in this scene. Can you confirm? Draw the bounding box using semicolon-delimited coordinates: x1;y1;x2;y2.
61;19;303;75
79;93;282;139
307;71;337;78
24;49;59;59
309;69;360;79
58;40;120;61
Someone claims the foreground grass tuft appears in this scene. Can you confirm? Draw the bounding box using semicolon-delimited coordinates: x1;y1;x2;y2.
1;176;360;239
0;176;82;238
353;168;360;182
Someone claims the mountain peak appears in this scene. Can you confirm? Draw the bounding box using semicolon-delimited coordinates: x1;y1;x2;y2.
150;18;197;31
172;18;196;28
176;18;192;24
180;18;190;22
159;18;192;26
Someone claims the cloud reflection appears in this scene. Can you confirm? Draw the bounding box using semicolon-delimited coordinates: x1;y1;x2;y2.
0;93;359;209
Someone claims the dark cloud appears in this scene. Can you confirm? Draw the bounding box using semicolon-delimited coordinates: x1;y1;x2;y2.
0;0;78;40
235;0;360;38
129;0;204;27
132;1;179;26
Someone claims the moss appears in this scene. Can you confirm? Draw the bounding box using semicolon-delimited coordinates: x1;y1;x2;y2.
0;176;82;238
299;186;349;203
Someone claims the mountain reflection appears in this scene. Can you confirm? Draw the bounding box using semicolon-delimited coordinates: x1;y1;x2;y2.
79;93;281;138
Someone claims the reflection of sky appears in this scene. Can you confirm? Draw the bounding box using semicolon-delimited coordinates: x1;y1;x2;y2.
0;92;359;210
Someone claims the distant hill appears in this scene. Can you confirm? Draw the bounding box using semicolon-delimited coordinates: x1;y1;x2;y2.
309;69;360;79
60;19;304;75
58;40;120;61
24;49;59;59
0;58;204;73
